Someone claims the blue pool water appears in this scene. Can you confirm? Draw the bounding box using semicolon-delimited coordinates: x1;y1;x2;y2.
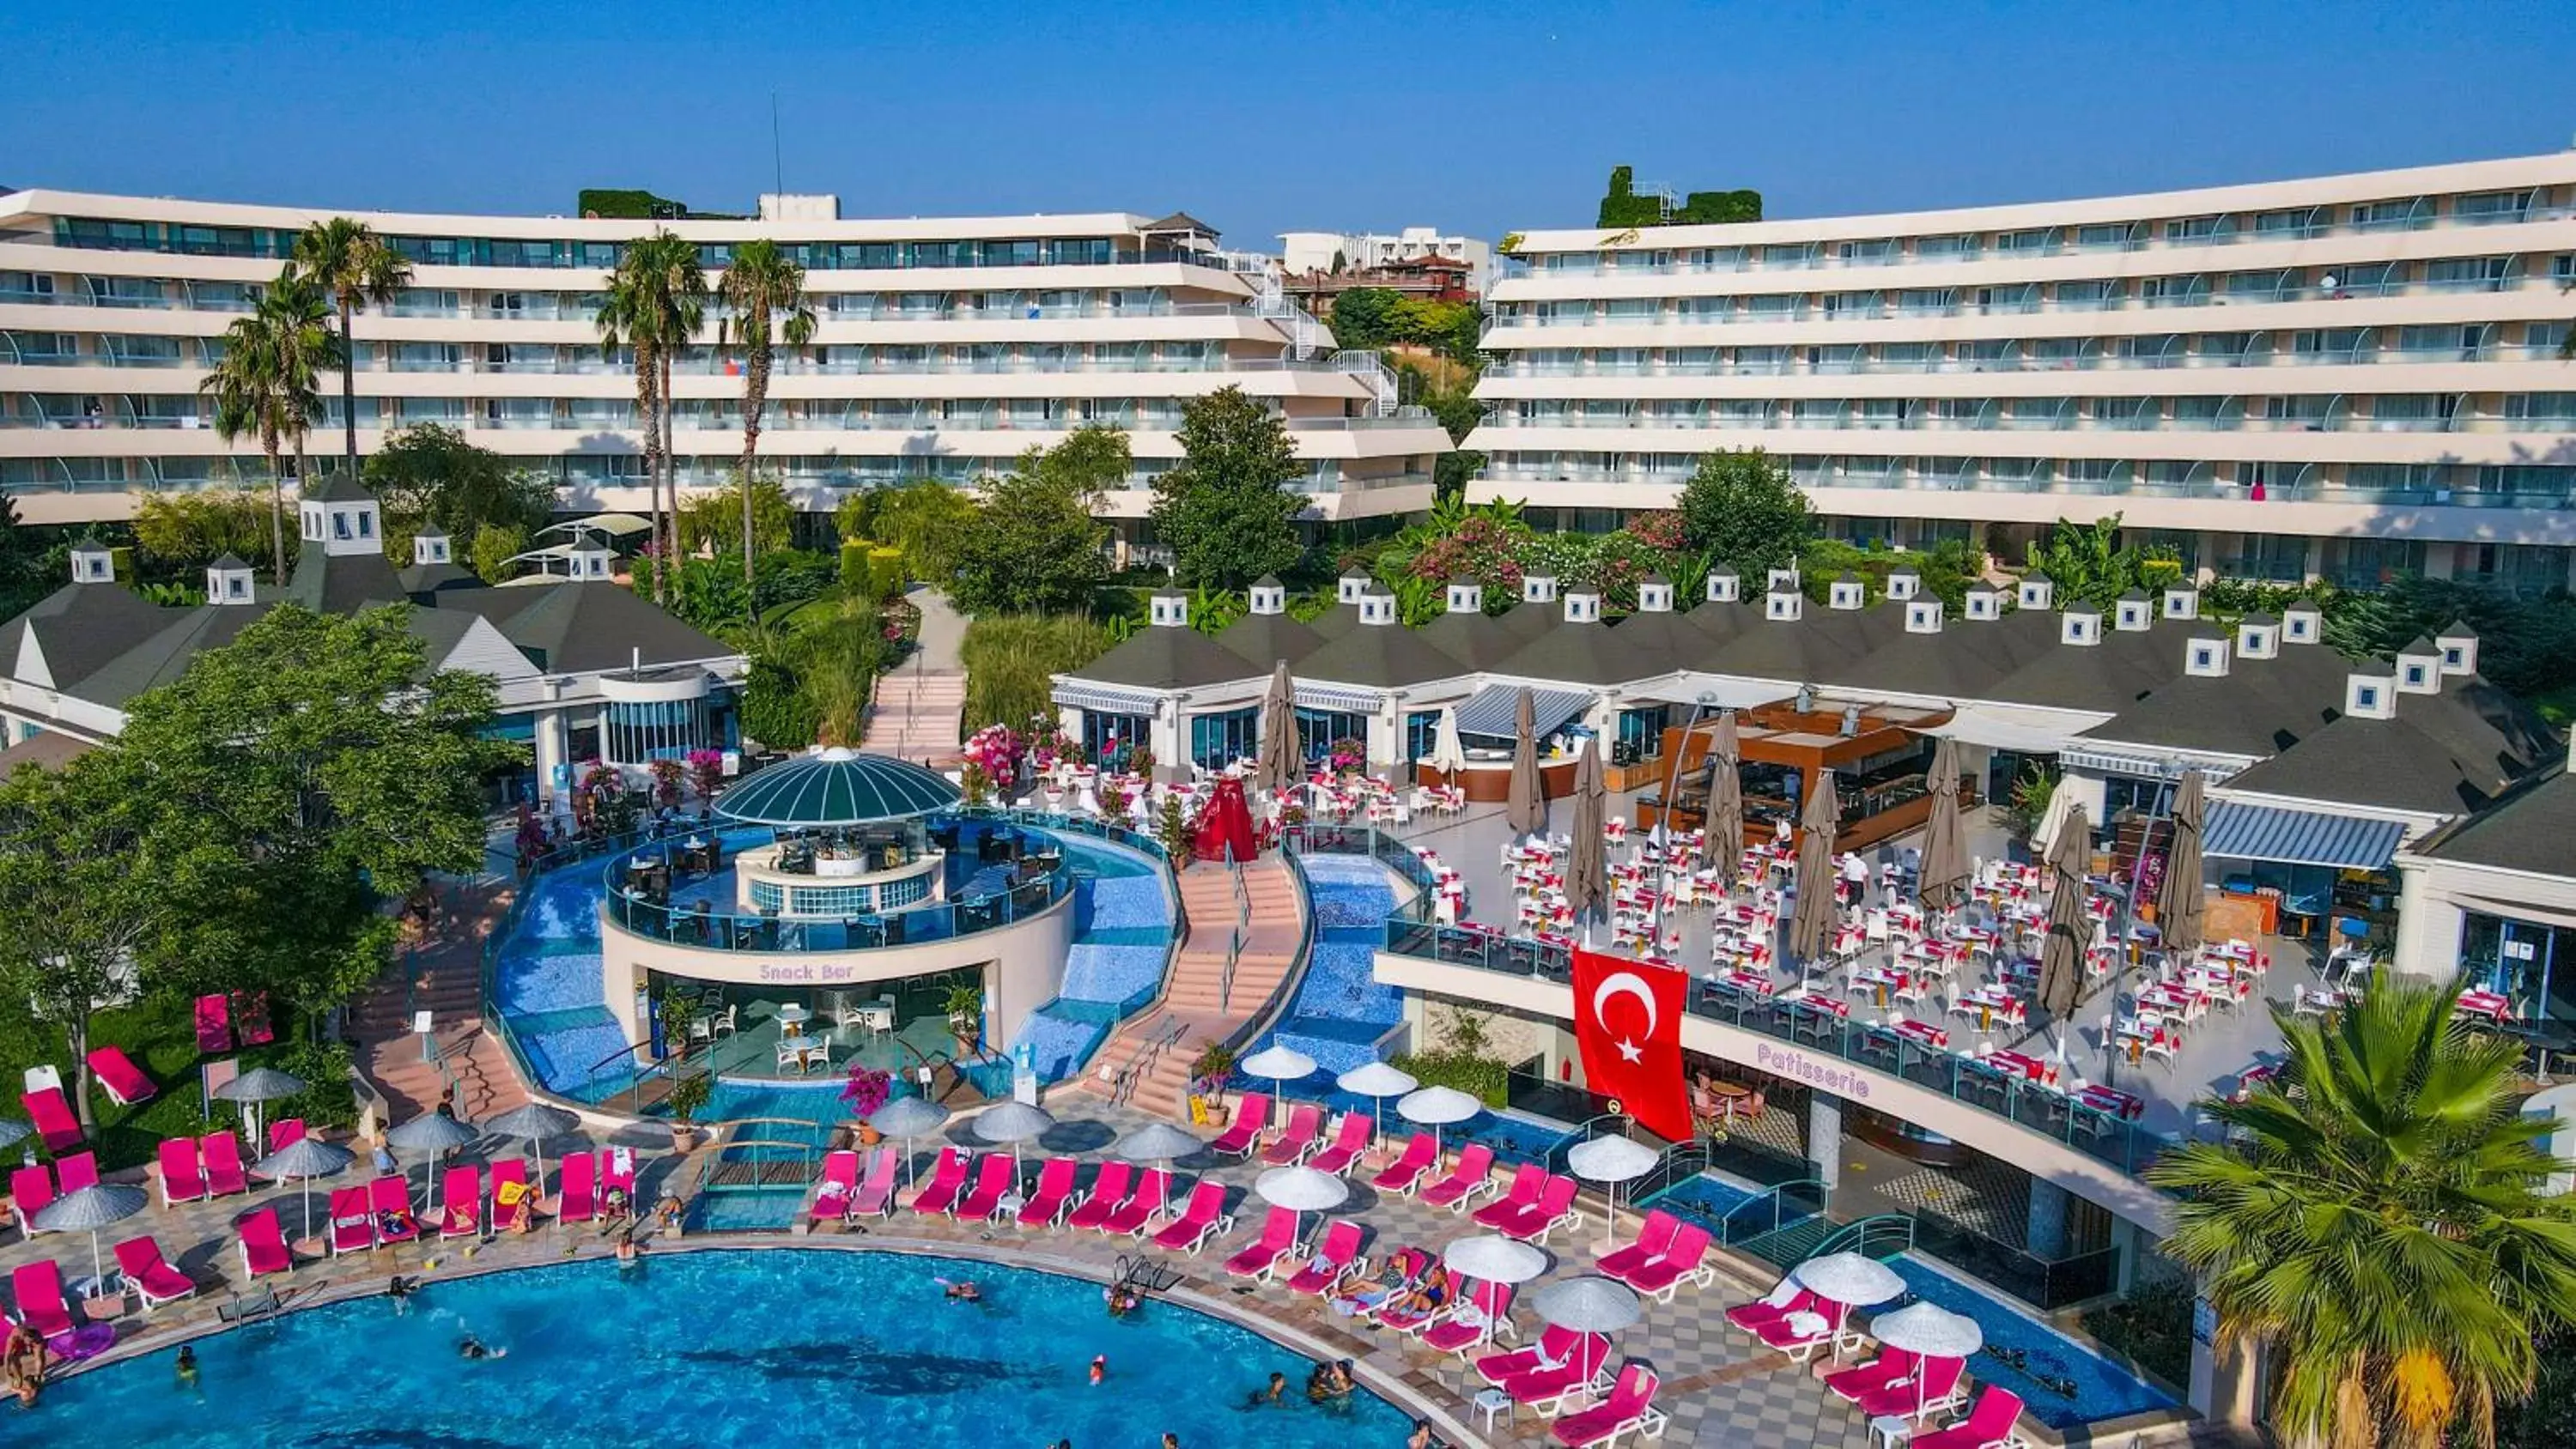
1886;1256;2178;1429
48;1250;1412;1447
1258;853;1406;1075
1010;833;1176;1078
1640;1171;1758;1224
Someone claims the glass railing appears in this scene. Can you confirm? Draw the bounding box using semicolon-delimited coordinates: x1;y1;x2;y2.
601;830;1073;953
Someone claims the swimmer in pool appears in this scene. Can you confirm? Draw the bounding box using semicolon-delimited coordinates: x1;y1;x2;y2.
174;1347;197;1387
458;1336;506;1361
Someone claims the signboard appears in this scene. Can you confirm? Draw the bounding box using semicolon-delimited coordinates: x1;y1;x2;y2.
2506;938;2537;961
2193;1295;2219;1348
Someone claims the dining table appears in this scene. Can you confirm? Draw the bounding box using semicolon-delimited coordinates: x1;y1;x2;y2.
1886;1019;1950;1052
1980;1049;2060;1087
2455;989;2516;1024
2076;1083;2146;1121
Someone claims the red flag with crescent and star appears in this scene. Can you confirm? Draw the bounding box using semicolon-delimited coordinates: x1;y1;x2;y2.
1571;947;1692;1143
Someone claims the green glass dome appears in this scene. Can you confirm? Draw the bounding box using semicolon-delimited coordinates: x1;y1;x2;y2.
714;748;962;826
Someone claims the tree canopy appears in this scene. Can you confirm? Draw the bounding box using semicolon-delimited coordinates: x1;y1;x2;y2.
107;604;517;1016
840;481;977;583
678;470;795;560
2025;515;2184;609
0;754;157;1127
1674;448;1815;574
948;428;1121;615
133;490;285;579
1151;386;1308;590
362;422;556;565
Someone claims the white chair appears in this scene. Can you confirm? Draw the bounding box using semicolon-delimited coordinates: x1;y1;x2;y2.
711;1004;738;1039
776;1039;810;1072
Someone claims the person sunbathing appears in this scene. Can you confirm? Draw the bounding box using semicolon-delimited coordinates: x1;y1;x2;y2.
441;1200;475;1235
1385;1264;1450;1317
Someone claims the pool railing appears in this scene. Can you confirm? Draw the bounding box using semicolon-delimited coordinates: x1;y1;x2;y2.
1279;824;2175;1181
605;834;1073;953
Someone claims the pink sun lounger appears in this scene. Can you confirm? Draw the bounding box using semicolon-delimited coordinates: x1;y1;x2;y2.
1724;1277;1812;1336
953;1154;1019;1222
1615;1220;1716;1300
194;994;234;1054
1492;1173;1582;1245
1259;1104;1323;1166
53;1152;96;1194
201;1131;249;1197
1150;1179;1231;1253
1476;1323;1589;1386
1222;1205;1299;1281
238;1207;293;1277
8;1166;53;1234
1062;1161;1134;1233
908;1149;968;1216
112;1236;197;1308
1207;1093;1267;1158
369;1174;419;1246
1419;1143;1498;1212
156;1138;208;1207
558;1151;599;1225
1100;1167;1167;1236
1911;1387;2027;1449
439;1167;483;1239
1469;1162;1548;1230
1549;1362;1663;1447
1014;1157;1076;1228
327;1185;375;1255
21;1088;79;1155
1370;1133;1437;1197
1856;1354;1967;1422
9;1260;74;1338
1303;1112;1373;1175
1503;1331;1612;1413
849;1148;900;1219
1597;1209;1679;1279
1284;1219;1364;1295
1827;1346;1919;1404
1420;1279;1516;1355
811;1149;861;1222
85;1047;156;1107
490;1159;535;1233
267;1118;306;1153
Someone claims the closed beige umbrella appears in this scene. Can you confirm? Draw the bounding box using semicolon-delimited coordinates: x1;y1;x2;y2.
1789;768;1840;969
2037;803;2093;1028
1255;661;1299;797
1505;686;1546;838
2159;773;2206;955
1566;739;1609;925
1705;711;1745;882
1917;737;1969;912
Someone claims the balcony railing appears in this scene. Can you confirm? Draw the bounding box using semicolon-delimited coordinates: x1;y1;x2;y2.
602;834;1072;954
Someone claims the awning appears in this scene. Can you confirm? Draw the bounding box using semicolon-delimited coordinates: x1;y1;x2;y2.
2204;803;2404;870
1454;684;1590;740
1626;675;1798;711
1914;702;2103;755
538;512;653;538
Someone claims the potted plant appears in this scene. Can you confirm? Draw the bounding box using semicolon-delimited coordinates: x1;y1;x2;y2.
942;982;985;1056
656;992;696;1061
1188;1040;1237;1098
665;1073;713;1151
841;1064;893;1142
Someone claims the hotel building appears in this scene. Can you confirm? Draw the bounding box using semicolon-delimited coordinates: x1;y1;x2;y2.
0;191;1449;528
1472;152;2576;591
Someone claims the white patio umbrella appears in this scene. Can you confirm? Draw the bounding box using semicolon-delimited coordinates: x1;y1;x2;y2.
1442;1234;1548;1286
1868;1300;1986;1417
32;1183;146;1294
1565;1134;1661;1246
252;1135;355;1240
1255;1164;1351;1249
213;1066;307;1147
1396;1085;1481;1160
1335;1061;1419;1137
1531;1275;1643;1334
483;1102;580;1196
869;1094;951;1188
1241;1044;1317;1133
0;1119;29;1150
1428;706;1467;785
1115;1121;1205;1167
1794;1252;1907;1355
387;1111;482;1220
970;1100;1056;1173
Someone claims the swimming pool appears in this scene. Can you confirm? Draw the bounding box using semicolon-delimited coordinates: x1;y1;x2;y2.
1886;1255;2179;1429
49;1249;1414;1447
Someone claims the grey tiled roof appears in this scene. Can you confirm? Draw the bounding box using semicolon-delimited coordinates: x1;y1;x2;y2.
1213;612;1324;669
1295;621;1469;689
2415;763;2576;876
1078;623;1267;691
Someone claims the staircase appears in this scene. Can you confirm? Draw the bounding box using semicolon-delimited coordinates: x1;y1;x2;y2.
348;880;533;1121
860;668;965;762
1078;857;1307;1120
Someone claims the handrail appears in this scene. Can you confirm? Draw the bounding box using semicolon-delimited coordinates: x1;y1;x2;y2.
1540;1112;1638;1175
1716;1178;1829;1247
1804;1214;1919;1263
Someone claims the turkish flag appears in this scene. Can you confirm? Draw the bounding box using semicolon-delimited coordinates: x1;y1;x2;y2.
1571;948;1692;1143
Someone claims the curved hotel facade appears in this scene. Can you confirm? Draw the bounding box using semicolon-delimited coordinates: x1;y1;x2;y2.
0;191;1450;526
1472;153;2576;591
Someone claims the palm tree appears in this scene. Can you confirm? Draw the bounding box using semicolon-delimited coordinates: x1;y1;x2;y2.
289;217;411;484
200;271;338;583
595;232;706;603
717;239;815;587
2148;975;2576;1448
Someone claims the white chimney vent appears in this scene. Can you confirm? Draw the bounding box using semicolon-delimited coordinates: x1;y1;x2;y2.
2435;622;2479;677
1884;567;1921;602
1150;590;1189;627
2114;591;2152;632
1358;590;1397;626
1963;584;2001;621
1563;589;1602;624
2164;585;2201;621
1523;573;1559;604
1765;588;1804;622
2394;639;2442;695
1828;573;1866;610
2061;606;2101;646
69;537;114;585
1905;599;1944;634
1705;567;1741;603
413;529;451;566
1337;570;1370;604
2345;667;2397;719
1249;576;1287;615
1443;578;1482;615
204;554;256;605
1765;566;1800;594
1637;576;1674;613
2018;576;2055;611
2185;634;2230;678
2237;614;2280;660
2282;599;2324;645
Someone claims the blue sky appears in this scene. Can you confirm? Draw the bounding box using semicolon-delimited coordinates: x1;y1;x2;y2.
12;1;2574;240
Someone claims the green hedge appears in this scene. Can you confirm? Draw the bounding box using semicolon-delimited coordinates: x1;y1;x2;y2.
1390;1049;1509;1107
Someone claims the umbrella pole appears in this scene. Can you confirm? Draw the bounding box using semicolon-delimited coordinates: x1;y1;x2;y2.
302;1180;314;1240
89;1229;106;1294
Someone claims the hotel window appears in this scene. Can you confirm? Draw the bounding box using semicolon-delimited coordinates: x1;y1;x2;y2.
2396;324;2482;361
2348;198;2423;232
2075;223;2132;251
1188;707;1259;770
2504;394;2576;428
1405;711;1441;764
2423;257;2511;291
2451;191;2531;223
2054;278;2120;309
1613;706;1668;764
1294;708;1367;763
605;697;711;764
2460;544;2569;598
2164;215;2229;241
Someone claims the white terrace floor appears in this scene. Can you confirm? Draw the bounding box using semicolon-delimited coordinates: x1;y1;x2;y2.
1380;791;2319;1143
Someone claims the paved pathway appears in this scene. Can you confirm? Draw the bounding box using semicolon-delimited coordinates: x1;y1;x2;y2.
860;585;967;762
348;876;531;1121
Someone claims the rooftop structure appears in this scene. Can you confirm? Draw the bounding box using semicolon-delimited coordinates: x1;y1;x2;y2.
0;189;1452;528
1473;151;2576;593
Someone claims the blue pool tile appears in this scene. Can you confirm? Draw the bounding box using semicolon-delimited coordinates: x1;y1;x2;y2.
1889;1257;2178;1428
